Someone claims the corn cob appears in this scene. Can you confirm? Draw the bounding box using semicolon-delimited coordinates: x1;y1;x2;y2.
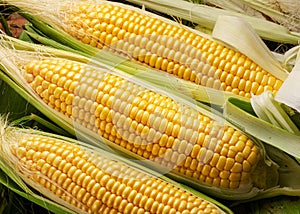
22;58;272;193
59;1;283;98
0;125;226;214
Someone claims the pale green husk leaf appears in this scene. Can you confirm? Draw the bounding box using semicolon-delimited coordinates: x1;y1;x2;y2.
275;51;300;113
250;91;300;134
195;0;300;33
125;0;300;44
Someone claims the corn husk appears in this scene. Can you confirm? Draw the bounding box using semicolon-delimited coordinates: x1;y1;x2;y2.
202;0;300;33
250;91;300;135
275;52;300;113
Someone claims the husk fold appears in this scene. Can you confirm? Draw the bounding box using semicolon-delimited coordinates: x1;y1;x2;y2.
275;54;300;113
250;91;300;135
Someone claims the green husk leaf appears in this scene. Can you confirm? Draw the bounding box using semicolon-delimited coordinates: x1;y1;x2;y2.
18;30;32;43
125;0;300;44
232;195;300;214
11;114;71;137
0;12;12;36
0;72;40;122
23;23;85;56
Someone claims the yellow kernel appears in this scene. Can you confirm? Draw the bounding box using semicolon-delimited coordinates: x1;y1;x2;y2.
255;72;264;84
235;152;244;163
251;82;259;94
209;153;219;167
209;167;219;178
274;79;282;90
201;165;211;176
242;160;252;172
267;76;276;86
231;76;240;88
247;151;259;165
224;158;235;171
243;80;251;93
220;146;228;156
212;177;221;187
229;181;240;188
231;162;243;173
216;155;226;170
220;179;229;188
229;172;241;181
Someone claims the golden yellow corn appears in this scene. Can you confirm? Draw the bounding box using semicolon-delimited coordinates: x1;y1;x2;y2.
61;2;283;98
3;131;224;214
23;58;265;192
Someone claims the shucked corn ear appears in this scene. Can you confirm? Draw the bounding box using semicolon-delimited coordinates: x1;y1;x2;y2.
5;0;284;98
0;119;227;214
14;55;279;199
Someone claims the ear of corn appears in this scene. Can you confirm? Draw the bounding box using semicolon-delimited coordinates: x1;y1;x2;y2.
0;117;230;214
23;58;268;191
57;1;286;98
4;0;287;99
0;41;281;200
24;58;274;191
